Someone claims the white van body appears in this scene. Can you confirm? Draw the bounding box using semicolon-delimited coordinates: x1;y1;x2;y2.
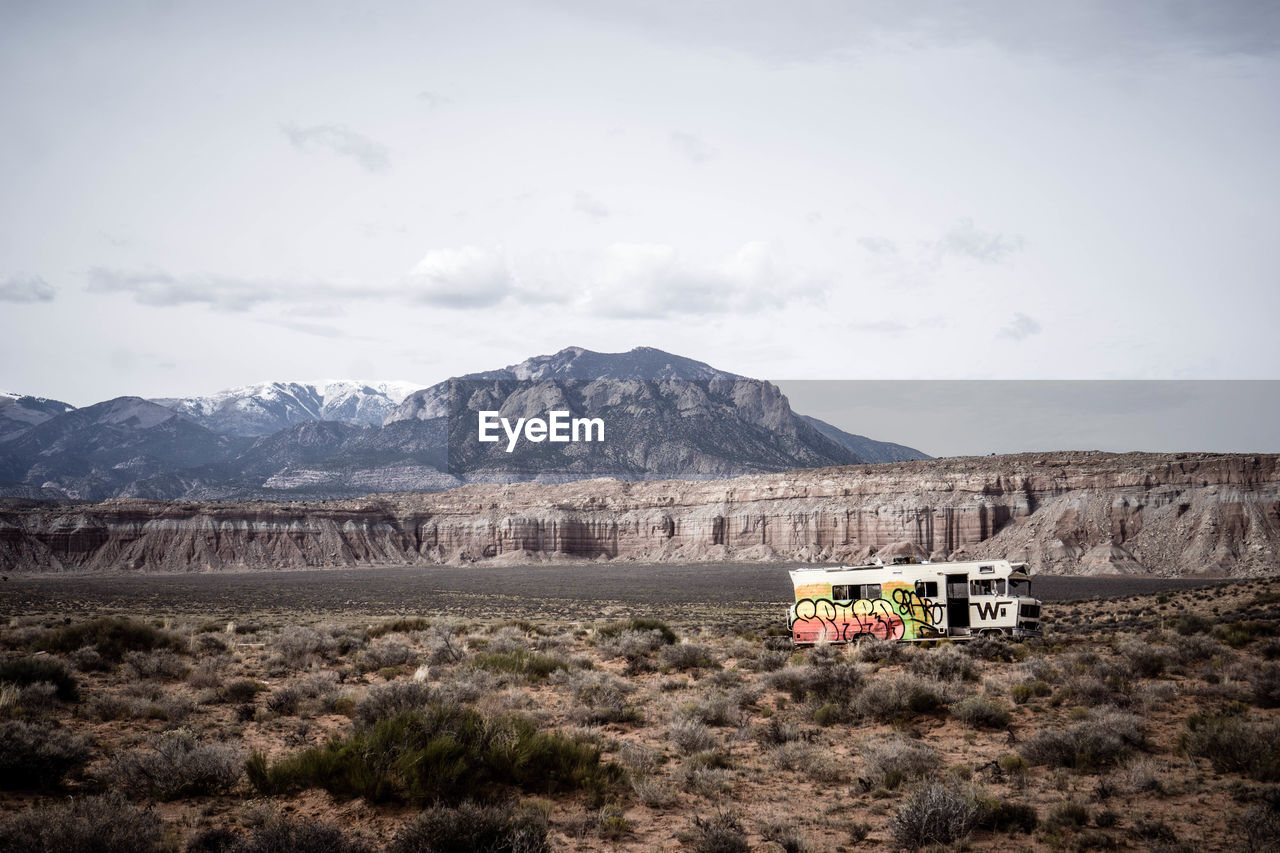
787;557;1042;644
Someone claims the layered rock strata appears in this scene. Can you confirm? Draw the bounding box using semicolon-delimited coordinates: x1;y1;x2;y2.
1;452;1277;577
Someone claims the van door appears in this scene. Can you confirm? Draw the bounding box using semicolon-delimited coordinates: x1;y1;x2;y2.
945;573;970;632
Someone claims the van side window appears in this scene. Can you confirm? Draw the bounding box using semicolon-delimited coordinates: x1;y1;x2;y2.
832;584;882;601
921;582;938;597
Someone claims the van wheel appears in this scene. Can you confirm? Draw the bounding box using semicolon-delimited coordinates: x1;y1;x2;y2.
979;629;1006;638
851;633;874;645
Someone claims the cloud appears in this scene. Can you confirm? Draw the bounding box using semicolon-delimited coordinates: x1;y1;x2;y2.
87;242;827;319
403;247;513;308
933;218;1025;265
670;131;717;164
415;90;453;109
281;123;390;172
857;236;898;256
0;275;54;303
998;312;1042;340
579;241;823;318
573;191;610;220
258;318;349;338
86;267;373;312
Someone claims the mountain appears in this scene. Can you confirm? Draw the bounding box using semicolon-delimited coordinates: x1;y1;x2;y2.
799;414;931;464
0;347;929;500
0;392;76;442
153;380;420;436
387;346;871;481
0;397;245;500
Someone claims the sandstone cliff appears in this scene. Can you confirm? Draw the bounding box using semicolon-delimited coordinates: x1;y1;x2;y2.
1;451;1277;578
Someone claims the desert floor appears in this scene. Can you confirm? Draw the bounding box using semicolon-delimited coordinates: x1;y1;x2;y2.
0;568;1277;852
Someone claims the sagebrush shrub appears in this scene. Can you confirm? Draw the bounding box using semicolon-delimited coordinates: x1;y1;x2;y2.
889;783;979;849
860;735;938;790
909;646;977;682
1020;709;1146;770
669;717;717;755
0;793;163;853
124;649;191;680
361;639;417;671
0;720;92;790
688;811;748;853
189;815;374;853
354;681;437;728
36;616;186;661
388;800;550;853
0;656;80;701
852;673;955;721
661;643;720;671
272;627;334;667
108;728;241;799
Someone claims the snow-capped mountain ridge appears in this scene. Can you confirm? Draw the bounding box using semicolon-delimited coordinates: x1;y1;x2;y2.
152;380;424;436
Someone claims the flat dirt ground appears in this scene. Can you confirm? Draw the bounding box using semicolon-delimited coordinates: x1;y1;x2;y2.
0;566;1277;852
0;562;1236;622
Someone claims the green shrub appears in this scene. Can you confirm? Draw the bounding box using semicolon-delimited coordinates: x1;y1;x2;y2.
1174;613;1212;635
0;793;164;853
367;617;431;638
247;704;621;805
0;720;93;790
0;657;79;702
1214;620;1279;648
223;679;267;703
1179;713;1280;781
1046;800;1090;828
472;649;568;681
388;801;550;853
974;797;1038;834
1252;663;1280;708
598;618;677;645
35;616;185;661
953;695;1012;729
1010;680;1050;704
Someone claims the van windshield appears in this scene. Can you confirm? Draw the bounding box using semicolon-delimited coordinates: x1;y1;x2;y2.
1009;577;1031;596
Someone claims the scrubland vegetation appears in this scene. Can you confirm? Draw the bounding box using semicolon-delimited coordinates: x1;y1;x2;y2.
0;577;1277;851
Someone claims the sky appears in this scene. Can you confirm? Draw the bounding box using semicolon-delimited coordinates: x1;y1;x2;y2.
778;380;1280;456
2;1;1279;418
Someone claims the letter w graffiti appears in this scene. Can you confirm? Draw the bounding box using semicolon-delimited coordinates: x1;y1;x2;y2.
973;602;1004;620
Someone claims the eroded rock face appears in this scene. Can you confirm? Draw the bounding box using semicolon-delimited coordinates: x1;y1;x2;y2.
1;451;1277;577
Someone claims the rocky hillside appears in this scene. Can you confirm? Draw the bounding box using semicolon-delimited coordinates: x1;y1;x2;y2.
2;451;1275;578
0;392;75;442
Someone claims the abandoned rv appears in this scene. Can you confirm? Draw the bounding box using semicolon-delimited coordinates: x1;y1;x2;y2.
788;558;1042;644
